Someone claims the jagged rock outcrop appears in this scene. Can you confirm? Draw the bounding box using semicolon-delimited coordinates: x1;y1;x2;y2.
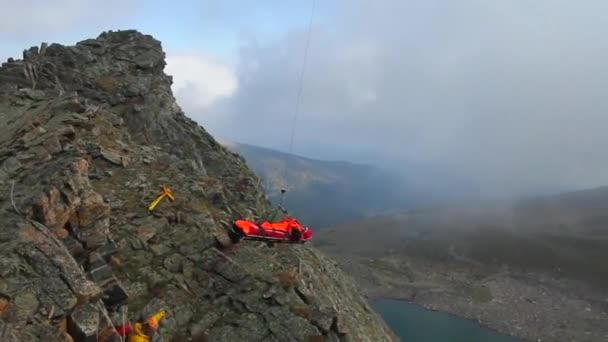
0;30;396;341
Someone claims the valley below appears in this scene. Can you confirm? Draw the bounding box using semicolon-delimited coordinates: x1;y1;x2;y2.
315;195;608;342
322;250;608;342
228;141;608;342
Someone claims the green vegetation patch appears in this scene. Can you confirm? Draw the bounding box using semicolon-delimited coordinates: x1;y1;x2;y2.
95;75;120;92
364;258;415;282
467;285;493;303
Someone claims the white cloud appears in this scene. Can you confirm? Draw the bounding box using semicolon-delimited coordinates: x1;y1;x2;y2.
165;53;238;111
205;0;608;196
0;0;138;37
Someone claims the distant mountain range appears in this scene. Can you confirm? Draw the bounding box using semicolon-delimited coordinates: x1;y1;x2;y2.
220;140;426;228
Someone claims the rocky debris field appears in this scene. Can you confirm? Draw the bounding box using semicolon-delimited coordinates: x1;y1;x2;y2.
0;30;396;342
320;252;608;342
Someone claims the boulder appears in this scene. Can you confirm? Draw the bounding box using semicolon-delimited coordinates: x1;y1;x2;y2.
68;303;100;342
100;279;129;308
163;254;183;273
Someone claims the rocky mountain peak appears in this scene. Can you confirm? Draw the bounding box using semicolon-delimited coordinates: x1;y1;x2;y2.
0;30;395;341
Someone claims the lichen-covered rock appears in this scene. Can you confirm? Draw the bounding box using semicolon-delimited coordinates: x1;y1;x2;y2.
0;30;396;342
68;303;100;342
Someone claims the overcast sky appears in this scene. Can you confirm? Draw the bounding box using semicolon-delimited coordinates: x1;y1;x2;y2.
2;0;608;196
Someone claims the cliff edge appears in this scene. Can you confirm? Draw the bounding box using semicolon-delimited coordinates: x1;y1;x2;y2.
0;30;395;342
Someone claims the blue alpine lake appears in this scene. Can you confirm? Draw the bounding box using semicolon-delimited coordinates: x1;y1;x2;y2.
372;299;522;342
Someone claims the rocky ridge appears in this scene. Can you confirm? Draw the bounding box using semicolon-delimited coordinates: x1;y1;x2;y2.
0;30;395;341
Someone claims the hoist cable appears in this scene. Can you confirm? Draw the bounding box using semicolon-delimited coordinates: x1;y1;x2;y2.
281;0;316;199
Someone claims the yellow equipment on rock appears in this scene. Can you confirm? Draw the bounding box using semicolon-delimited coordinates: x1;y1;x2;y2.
127;309;166;342
147;185;174;211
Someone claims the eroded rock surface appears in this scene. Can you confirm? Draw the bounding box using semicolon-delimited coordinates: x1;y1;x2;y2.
0;30;395;341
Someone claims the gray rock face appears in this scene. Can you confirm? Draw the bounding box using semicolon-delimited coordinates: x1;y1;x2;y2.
0;30;396;342
68;303;100;342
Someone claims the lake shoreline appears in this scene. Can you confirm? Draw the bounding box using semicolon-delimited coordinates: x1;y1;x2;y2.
326;254;608;342
371;297;523;342
370;296;527;342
